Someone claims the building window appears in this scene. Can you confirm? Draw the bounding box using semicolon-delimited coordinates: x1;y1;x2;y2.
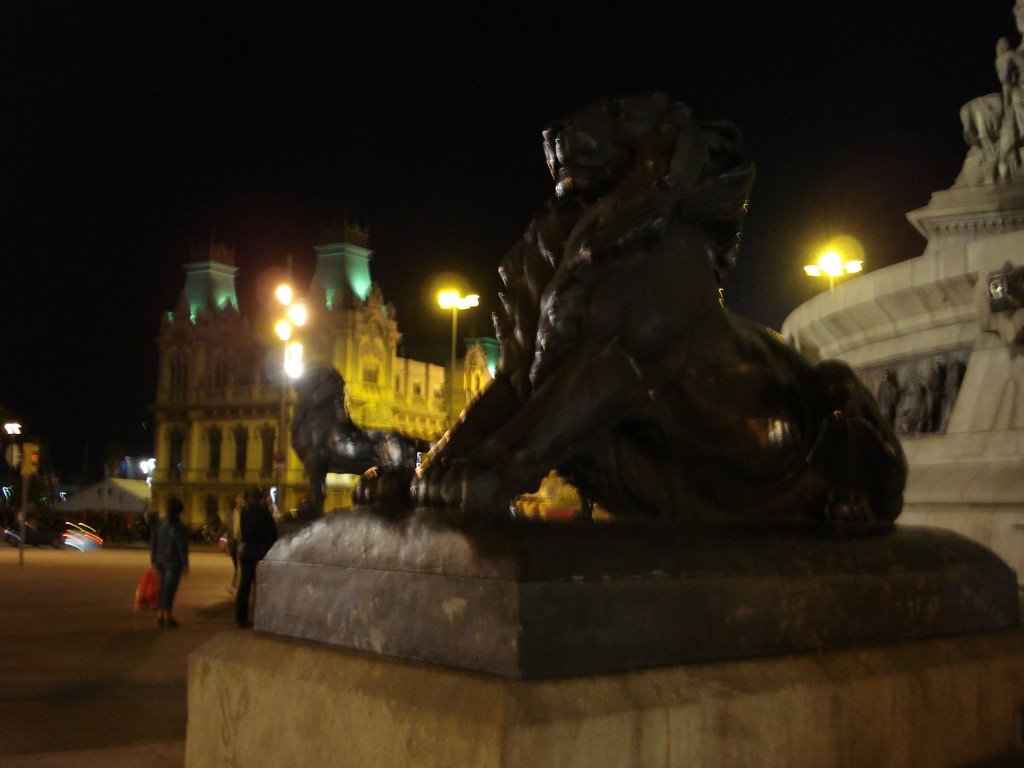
170;356;189;401
259;425;275;479
235;358;253;386
168;427;185;481
363;365;379;385
412;382;423;398
204;495;219;530
207;426;222;479
395;375;401;392
233;424;247;478
213;359;229;389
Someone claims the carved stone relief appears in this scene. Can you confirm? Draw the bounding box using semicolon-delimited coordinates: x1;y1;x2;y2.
858;349;971;436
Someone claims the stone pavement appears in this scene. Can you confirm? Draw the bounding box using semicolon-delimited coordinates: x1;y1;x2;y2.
0;544;238;768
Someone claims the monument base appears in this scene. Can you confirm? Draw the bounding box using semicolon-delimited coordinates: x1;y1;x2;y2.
253;513;1019;678
186;629;1024;768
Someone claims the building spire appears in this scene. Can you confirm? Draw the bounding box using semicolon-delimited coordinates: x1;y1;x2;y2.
180;240;239;319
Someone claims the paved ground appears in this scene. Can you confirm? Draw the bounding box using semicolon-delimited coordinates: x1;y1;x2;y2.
0;543;238;768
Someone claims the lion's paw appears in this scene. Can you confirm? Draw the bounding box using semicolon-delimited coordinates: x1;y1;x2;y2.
821;488;880;533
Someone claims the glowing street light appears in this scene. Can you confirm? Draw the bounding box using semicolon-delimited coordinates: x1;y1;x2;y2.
275;284;294;306
437;289;479;424
273;282;307;511
274;283;307;379
803;237;864;292
3;421;26;568
283;342;304;380
286;302;307;327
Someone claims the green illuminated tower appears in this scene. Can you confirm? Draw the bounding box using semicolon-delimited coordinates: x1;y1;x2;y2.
179;241;239;323
312;222;372;310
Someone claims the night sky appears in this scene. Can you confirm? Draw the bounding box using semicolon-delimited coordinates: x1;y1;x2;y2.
1;1;1015;481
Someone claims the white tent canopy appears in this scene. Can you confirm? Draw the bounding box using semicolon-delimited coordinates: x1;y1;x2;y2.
60;478;151;514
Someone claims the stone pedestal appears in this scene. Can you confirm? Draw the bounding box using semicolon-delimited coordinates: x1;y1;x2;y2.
186;629;1024;768
184;512;1022;765
252;512;1018;678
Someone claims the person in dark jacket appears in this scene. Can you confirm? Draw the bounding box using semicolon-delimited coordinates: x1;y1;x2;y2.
235;486;278;627
151;498;189;628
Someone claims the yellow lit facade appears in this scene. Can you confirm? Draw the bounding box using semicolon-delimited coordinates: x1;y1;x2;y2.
151;226;494;528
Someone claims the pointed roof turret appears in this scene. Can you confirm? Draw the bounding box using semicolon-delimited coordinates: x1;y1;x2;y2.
313;220;373;310
180;241;240;323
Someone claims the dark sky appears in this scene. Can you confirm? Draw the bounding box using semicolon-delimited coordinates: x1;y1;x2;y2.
1;1;1014;480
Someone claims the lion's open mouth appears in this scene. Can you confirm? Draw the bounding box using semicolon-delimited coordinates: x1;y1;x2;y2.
543;134;562;181
545;140;575;196
545;140;595;185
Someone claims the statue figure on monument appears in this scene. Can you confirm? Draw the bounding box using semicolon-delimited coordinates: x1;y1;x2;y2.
875;369;901;428
956;0;1024;186
372;93;909;527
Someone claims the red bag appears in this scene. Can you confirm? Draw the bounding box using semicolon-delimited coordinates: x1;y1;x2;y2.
134;567;160;611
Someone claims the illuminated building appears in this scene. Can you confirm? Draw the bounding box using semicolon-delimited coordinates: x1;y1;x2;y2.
151;224;493;527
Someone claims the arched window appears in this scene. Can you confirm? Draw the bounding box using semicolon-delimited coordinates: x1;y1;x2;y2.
207;426;222;478
233;425;247;478
169;355;189;401
259;425;275;479
213;358;229;389
168;427;185;480
204;495;219;530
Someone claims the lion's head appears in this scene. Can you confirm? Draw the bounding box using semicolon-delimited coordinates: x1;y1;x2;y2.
542;95;673;199
542;93;755;278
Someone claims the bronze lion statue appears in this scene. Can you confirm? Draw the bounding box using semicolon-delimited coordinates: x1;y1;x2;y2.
407;93;906;525
291;362;424;512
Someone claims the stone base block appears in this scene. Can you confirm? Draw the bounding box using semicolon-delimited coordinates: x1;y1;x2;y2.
186;630;1024;768
254;513;1019;678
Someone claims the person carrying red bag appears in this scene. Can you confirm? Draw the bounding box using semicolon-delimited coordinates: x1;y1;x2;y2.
150;498;189;628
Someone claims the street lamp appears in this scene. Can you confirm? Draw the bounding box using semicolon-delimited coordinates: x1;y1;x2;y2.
803;237;864;292
437;289;479;424
139;458;156;488
273;284;306;513
4;422;25;568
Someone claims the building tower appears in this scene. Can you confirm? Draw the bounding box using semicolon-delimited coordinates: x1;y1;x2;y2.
151;228;496;524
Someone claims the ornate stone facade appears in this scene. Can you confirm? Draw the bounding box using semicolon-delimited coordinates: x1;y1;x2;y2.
151;227;493;527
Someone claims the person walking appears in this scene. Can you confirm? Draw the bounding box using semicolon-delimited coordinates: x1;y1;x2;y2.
150;498;189;628
235;486;278;627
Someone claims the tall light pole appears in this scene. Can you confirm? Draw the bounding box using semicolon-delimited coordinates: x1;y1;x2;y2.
273;284;306;514
4;422;25;568
437;290;479;425
804;236;864;292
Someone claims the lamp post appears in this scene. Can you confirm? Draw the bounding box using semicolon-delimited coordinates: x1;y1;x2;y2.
437;290;479;425
803;239;864;292
4;422;24;567
273;284;306;514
